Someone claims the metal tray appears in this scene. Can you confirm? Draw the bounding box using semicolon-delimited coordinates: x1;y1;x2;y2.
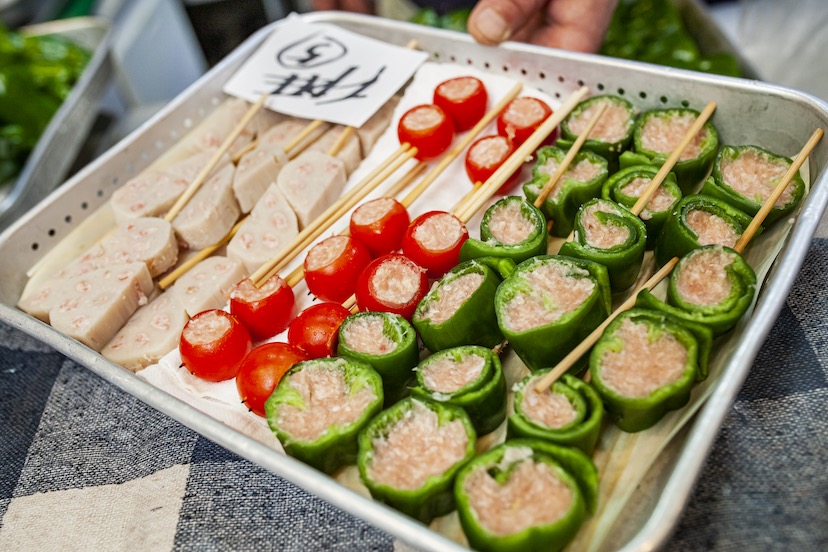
1;12;828;551
0;16;112;231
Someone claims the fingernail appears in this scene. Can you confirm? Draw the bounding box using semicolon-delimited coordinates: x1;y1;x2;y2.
474;8;510;43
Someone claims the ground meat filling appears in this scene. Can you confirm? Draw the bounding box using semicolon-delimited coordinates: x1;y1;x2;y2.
521;377;579;429
421;272;484;325
685;209;740;247
182;311;230;346
621;176;676;220
438;77;480;100
582;201;630;249
538;158;603;200
599;318;688;398
421;353;486;393
469;136;511;171
503;97;546;127
639;113;709;161
464;450;574;536
370;258;422;307
569;100;632;143
413;213;464;251
229;275;284;302
487;201;535;245
352;197;395;226
719;148;792;207
305;236;348;271
368;400;469;490
674;248;735;307
342;315;397;356
503;262;595;332
276;362;377;442
403;106;443;132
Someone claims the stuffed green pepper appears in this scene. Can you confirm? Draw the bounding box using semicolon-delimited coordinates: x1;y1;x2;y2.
589;308;712;432
454;439;597;552
495;255;612;372
357;397;476;523
703;144;805;224
638;245;756;336
653;192;753;266
337;311;419;405
631;107;719;194
265;357;384;474
508;372;603;455
558;94;637;171
523;146;609;237
411;345;507;435
459;196;548;264
412;257;514;352
602;163;682;248
558;198;647;292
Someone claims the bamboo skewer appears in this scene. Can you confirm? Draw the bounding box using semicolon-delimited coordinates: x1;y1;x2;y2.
533;127;824;393
455;86;591;223
329;126;356;158
164;92;269;222
533;102;608;209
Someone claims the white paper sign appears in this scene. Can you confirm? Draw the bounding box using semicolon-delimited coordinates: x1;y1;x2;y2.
223;15;429;128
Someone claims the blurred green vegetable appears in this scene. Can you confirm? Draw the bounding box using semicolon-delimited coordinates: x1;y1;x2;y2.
0;23;90;183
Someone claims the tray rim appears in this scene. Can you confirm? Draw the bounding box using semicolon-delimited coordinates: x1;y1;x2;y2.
2;12;828;551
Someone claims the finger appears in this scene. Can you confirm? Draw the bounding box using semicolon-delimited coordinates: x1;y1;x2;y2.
531;0;618;53
312;0;339;10
467;0;548;45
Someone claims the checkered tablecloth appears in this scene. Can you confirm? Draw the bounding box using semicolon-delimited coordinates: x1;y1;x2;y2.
2;240;827;551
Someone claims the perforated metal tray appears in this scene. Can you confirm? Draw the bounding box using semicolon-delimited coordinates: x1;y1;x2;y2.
1;13;827;551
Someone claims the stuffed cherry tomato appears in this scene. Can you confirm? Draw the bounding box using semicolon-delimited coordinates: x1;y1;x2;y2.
397;104;455;160
497;96;555;146
236;342;309;417
287;302;351;358
465;134;521;192
401;211;469;278
350;197;410;256
355;253;428;320
229;275;295;341
180;309;252;382
304;235;372;303
433;76;488;131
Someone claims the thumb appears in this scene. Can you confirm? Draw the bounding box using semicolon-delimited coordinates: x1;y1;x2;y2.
467;0;548;45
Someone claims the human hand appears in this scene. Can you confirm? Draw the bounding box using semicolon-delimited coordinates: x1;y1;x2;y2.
467;0;618;53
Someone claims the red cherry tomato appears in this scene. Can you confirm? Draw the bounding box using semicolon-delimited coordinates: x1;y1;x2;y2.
236;342;309;417
304;235;372;303
497;96;556;146
464;134;521;193
401;211;469;278
350;197;410;256
180;309;252;382
397;104;455;160
433;76;488;132
355;253;428;320
229;275;295;341
287;302;351;358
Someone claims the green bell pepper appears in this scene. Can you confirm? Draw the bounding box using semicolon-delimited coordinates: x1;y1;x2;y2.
653;192;753;267
413;258;514;352
358;397;476;523
411;345;507;435
454;439;596;552
632;108;719;195
638;245;756;336
495;255;612;372
704;144;806;225
558;95;637;171
558;198;647;292
508;372;604;455
602;163;682;248
337;311;419;405
265;357;384;474
589;308;711;432
459;196;548;264
523;146;609;238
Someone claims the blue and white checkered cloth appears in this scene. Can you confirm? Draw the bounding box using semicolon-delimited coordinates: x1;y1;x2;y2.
2;241;827;550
